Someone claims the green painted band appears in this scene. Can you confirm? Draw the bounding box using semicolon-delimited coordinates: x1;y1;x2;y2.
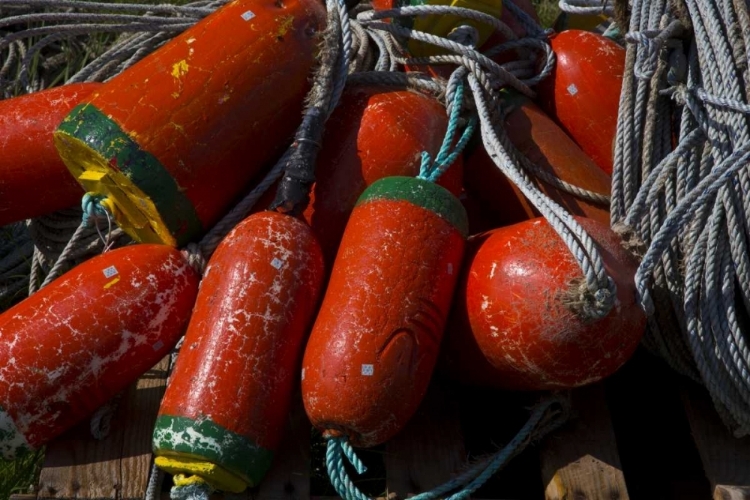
355;176;469;237
152;414;274;488
56;104;203;246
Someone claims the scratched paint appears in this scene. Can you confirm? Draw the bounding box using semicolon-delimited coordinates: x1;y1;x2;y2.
444;216;645;390
53;0;326;246
253;86;463;267
154;211;324;491
0;83;99;226
464;92;611;227
536;30;625;175
301;177;467;448
0;244;199;457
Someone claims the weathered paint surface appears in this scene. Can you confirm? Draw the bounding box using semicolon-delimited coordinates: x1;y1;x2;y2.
155;211;324;490
0;245;199;458
451;217;645;390
464;92;611;226
536;30;625;175
54;0;326;247
255;86;463;267
302;176;466;448
0;83;99;226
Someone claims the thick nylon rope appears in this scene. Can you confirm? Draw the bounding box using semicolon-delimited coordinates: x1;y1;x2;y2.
613;0;750;435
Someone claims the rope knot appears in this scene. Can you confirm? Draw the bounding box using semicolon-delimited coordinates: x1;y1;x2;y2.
81;193;111;226
562;277;617;321
447;24;479;48
625;20;683;81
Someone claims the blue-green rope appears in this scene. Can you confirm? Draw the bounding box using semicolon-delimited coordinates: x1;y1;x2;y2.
325;395;569;500
418;79;477;183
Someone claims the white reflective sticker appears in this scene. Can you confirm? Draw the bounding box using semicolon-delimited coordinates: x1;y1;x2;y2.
271;258;283;269
103;266;118;278
361;364;374;376
567;84;578;95
241;10;255;21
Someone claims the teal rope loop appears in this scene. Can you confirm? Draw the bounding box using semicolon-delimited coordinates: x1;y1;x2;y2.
81;192;111;226
418;79;477;183
325;395;570;500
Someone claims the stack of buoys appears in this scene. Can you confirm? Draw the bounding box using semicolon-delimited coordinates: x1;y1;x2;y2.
0;0;648;498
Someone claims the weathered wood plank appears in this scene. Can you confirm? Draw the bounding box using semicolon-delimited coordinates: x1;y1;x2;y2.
253;393;311;500
681;381;750;500
384;382;466;498
36;356;170;500
540;383;629;500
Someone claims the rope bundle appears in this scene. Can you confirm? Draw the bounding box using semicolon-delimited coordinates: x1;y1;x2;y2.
613;0;750;435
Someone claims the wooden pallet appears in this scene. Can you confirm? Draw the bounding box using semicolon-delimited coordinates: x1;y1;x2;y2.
10;348;750;500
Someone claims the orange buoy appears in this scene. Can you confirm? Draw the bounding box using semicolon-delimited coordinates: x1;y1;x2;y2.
536;30;626;175
302;176;467;447
153;210;324;492
54;0;326;247
464;90;611;226
443;217;645;390
255;86;463;266
0;83;99;226
0;244;198;459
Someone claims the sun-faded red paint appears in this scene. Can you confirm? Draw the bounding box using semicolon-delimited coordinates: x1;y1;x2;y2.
0;244;198;449
74;0;325;229
0;83;99;225
302;189;465;448
536;30;625;175
463;93;611;226
453;217;644;390
254;86;463;266
158;210;324;451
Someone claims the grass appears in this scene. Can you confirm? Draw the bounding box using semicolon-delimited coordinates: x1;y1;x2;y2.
0;0;561;498
532;0;561;28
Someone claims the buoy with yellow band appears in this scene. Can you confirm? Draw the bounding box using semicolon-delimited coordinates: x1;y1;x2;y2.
53;0;326;247
152;210;325;493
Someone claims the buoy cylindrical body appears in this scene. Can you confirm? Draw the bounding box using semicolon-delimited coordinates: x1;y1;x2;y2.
0;244;199;459
536;30;625;175
302;176;467;448
464;91;611;226
0;83;99;226
153;211;325;492
303;86;463;265
54;0;326;247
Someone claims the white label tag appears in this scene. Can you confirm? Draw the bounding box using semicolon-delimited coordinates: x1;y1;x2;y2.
103;266;118;278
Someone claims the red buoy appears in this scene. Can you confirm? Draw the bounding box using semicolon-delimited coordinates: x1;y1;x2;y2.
254;86;463;266
54;0;326;247
444;216;645;390
536;30;626;175
302;176;467;447
0;83;99;226
0;244;199;459
153;211;325;492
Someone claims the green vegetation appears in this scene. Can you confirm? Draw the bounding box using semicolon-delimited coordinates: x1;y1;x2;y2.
533;0;561;28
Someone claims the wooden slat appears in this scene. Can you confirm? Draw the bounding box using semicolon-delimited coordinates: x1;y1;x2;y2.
36;356;170;500
539;383;629;500
680;381;750;500
384;382;466;498
253;393;311;500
